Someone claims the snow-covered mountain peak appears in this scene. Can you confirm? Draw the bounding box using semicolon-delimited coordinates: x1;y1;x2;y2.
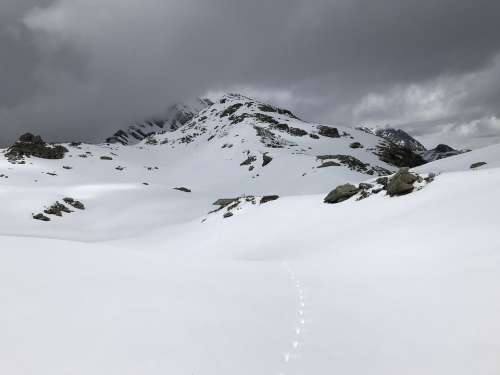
358;126;427;152
105;97;213;145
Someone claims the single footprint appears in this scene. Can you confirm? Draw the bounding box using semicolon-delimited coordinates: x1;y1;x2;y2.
284;352;291;363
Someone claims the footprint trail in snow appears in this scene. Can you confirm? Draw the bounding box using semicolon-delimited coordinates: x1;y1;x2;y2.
278;261;310;375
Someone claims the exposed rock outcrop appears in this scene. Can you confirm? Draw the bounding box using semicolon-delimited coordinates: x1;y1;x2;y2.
260;195;279;204
33;213;51;222
324;168;431;204
63;197;85;210
262;153;273;167
386;168;421;196
318;126;340;138
470;162;487;169
358;127;426;152
324;184;360;204
213;198;239;207
350;142;363;149
5;133;68;163
375;141;426;168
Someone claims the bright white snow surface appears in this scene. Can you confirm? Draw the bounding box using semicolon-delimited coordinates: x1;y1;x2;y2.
1;97;500;374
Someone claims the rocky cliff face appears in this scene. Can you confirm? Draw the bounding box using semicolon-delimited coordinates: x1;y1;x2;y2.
358;126;469;162
358;127;427;152
420;144;469;162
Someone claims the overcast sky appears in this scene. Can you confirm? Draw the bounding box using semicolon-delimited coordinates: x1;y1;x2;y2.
1;0;500;149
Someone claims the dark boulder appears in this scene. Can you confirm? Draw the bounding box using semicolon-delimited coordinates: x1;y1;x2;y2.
386;168;420;196
260;195;279;204
262;154;273;167
174;187;192;193
350;142;363;149
289;127;308;137
470;162;487;169
318;161;341;168
324;183;360;204
213;198;239;207
44;202;72;217
318;126;340;138
33;213;51;222
223;211;234;219
63;197;85;210
240;156;257;166
272;123;289;132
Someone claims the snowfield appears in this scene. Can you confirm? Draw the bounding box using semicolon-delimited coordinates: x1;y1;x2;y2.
1;95;499;374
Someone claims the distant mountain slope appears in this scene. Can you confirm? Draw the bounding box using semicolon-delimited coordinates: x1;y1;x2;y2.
358;127;426;152
416;142;500;174
358;126;469;162
105;98;213;145
419;144;469;162
0;92;431;240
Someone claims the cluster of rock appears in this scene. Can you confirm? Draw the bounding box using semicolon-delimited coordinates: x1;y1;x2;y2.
5;133;68;164
324;168;433;204
239;151;274;171
375;141;426;168
210;194;280;219
33;197;85;222
316;154;391;176
318;126;340;138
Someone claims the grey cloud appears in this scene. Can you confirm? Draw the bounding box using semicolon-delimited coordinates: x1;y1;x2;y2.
1;0;500;148
0;0;55;107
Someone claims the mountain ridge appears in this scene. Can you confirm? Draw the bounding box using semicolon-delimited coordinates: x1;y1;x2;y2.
105;98;213;145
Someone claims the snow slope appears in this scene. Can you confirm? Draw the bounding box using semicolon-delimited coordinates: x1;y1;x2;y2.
0;93;398;241
1;94;500;374
416;142;500;173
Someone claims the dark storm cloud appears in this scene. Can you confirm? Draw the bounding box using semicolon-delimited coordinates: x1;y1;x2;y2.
1;0;500;147
0;0;54;107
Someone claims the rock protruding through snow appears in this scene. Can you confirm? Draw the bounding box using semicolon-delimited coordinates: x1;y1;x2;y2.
5;133;68;164
324;168;433;204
